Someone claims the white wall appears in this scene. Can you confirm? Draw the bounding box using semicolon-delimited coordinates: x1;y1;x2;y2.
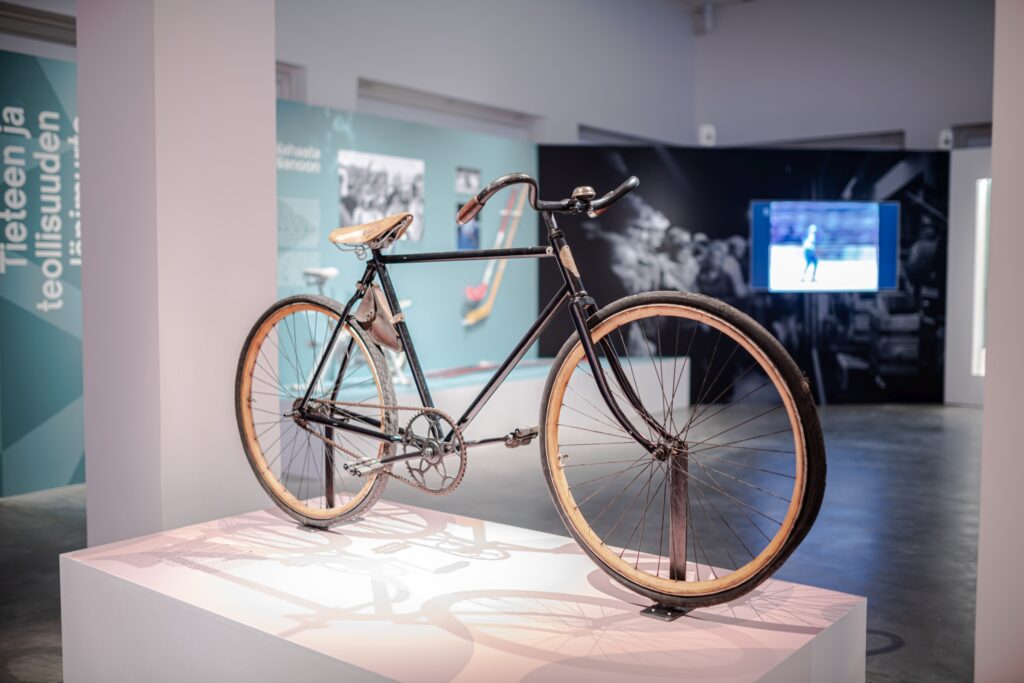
693;0;994;148
5;1;997;149
78;0;277;544
78;0;163;542
274;0;697;145
974;2;1024;679
944;147;989;407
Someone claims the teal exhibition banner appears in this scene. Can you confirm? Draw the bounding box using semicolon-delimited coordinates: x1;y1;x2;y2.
0;50;83;496
0;60;538;496
276;100;539;373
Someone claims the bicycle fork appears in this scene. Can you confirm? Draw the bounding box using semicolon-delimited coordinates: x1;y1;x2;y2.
545;211;671;456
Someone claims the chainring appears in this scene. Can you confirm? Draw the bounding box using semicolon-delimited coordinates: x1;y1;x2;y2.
402;411;466;495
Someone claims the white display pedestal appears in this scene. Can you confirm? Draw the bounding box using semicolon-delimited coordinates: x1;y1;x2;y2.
61;500;865;683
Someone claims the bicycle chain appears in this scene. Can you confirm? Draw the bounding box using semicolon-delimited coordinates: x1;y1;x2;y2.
295;399;466;495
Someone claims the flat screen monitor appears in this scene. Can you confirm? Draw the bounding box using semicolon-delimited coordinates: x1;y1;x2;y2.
750;200;899;292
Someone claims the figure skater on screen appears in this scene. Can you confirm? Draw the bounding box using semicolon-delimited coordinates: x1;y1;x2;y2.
801;224;819;282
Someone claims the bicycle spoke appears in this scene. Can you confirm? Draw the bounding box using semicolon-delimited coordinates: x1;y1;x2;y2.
613;327;655;441
688;330;722;423
641;319;671;423
694;465;776;541
560;403;631;435
686;404;785;450
570;456;651;492
572;456;654;514
666;318;696;433
576;364;650;434
691;451;795;478
264;426;302;476
657;462;669;578
561;457;647;468
684;375;772;436
599;460;657;540
687;427;794;456
255;347;291;397
558;422;638;441
691;457;791;504
703;484;754;564
624;462;668;569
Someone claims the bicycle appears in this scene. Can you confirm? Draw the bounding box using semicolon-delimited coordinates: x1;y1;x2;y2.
235;173;826;611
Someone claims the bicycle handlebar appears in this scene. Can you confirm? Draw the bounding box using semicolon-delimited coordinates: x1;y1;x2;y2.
456;173;638;225
588;176;640;218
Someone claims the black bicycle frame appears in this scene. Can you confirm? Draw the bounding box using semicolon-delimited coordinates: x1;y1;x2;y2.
296;213;662;460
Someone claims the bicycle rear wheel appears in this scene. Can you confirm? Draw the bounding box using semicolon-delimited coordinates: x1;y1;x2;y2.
541;291;825;608
235;294;396;528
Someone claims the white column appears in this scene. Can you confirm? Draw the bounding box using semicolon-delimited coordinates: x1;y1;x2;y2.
78;0;277;545
943;148;990;407
974;1;1024;680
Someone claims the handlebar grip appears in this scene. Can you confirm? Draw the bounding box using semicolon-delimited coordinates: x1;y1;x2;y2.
457;197;482;225
587;176;639;218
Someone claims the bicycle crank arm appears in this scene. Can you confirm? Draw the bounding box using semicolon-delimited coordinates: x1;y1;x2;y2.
344;425;539;477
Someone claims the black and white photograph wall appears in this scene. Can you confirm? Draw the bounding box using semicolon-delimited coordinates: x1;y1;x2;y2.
539;146;949;403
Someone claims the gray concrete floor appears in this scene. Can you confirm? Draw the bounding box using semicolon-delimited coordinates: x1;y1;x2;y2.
0;404;982;682
0;484;84;683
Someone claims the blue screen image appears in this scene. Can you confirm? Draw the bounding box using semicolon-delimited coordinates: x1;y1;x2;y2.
750;200;899;292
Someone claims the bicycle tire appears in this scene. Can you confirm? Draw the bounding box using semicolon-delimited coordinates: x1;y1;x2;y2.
235;294;396;528
540;290;826;609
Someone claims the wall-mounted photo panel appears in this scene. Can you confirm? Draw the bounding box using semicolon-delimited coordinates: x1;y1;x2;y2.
338;149;425;241
455;166;481;195
539;145;949;403
277;100;538;371
456;203;480;250
0;49;83;496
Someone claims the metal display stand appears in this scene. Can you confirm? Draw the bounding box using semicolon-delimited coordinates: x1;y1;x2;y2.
641;452;692;622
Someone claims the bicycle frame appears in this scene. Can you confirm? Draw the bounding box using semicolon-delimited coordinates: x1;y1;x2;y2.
295;211;665;465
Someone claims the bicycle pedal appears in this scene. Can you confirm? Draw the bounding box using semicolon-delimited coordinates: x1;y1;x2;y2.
342;457;385;477
504;425;539;448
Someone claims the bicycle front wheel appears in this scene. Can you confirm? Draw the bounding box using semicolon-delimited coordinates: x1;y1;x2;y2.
541;291;825;609
235;294;396;528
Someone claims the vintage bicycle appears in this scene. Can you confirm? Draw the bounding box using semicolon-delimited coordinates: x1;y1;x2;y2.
235;173;826;612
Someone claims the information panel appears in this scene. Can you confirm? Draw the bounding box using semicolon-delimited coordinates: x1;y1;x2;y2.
0;50;83;496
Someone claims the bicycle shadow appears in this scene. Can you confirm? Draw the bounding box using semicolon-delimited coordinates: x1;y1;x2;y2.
585;562;858;635
80;499;857;681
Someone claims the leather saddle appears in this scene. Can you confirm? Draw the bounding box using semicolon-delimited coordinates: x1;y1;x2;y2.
330;213;413;250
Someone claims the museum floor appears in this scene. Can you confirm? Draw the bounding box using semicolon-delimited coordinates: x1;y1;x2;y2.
0;403;982;683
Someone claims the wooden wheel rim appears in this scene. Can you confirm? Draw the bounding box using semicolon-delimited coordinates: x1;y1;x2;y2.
544;303;807;597
239;301;385;520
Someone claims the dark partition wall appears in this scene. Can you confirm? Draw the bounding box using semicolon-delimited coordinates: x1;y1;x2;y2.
538;146;949;403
